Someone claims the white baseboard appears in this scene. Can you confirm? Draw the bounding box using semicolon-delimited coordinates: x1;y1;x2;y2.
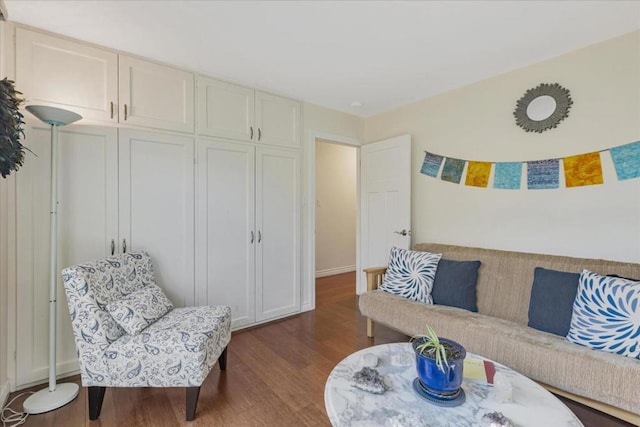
316;265;356;278
1;378;10;409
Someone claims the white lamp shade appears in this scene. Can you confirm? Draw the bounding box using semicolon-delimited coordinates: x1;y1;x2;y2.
26;105;82;126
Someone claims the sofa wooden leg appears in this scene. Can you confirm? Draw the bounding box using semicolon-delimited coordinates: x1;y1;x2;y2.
367;318;375;338
219;346;228;371
186;386;201;421
88;386;106;420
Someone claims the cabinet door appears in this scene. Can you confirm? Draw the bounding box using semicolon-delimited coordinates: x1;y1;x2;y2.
197;76;255;142
119;55;195;133
16;121;118;386
119;129;195;306
255;147;301;321
196;139;255;329
255;91;301;149
15;28;118;123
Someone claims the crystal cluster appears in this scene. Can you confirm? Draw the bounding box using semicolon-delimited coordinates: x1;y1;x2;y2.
352;367;389;394
480;411;514;427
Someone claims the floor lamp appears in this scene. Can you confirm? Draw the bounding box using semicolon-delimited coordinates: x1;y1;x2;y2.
23;105;82;414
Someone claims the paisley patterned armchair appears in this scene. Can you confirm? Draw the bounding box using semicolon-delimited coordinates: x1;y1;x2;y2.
62;252;231;421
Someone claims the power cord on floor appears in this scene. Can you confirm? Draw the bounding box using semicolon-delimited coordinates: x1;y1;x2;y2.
1;392;34;427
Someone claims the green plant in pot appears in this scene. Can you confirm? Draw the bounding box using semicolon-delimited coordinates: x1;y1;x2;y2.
0;78;27;178
411;325;466;402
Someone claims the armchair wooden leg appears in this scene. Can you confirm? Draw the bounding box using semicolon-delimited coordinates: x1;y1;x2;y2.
186;386;201;421
88;386;106;420
219;346;228;371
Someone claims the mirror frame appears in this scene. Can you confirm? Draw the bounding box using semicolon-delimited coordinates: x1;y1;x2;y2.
513;83;572;133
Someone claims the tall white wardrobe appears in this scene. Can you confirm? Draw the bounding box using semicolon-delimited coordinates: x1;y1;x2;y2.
11;26;302;387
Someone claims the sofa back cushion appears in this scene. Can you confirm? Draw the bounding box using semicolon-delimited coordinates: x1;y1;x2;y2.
413;243;640;326
527;267;579;336
432;259;481;312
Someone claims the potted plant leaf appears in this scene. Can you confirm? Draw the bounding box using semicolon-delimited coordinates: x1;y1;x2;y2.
0;78;27;178
411;325;466;400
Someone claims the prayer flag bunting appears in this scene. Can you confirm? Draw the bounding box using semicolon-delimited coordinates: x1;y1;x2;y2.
441;158;466;184
563;152;603;187
493;162;522;190
527;159;559;189
610;141;640;180
420;152;444;177
465;161;492;187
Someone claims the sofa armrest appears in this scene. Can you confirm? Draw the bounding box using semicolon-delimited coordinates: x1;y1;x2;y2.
363;267;387;291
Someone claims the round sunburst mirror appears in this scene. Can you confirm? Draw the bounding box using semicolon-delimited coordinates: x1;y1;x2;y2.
513;83;572;133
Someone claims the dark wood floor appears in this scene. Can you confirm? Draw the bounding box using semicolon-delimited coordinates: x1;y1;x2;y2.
7;272;633;426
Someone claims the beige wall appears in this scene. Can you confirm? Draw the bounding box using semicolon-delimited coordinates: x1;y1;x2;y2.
315;141;357;276
365;31;640;262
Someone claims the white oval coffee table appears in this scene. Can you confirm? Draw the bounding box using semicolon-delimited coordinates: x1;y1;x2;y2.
324;343;583;427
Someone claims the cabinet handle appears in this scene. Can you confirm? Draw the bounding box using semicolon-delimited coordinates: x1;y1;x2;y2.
111;239;115;255
122;238;127;253
258;128;261;141
124;104;128;121
110;102;114;119
250;231;255;244
250;126;254;140
257;231;262;243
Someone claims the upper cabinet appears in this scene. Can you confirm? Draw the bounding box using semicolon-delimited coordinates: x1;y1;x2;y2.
197;76;301;148
119;55;195;133
16;28;195;133
16;28;118;123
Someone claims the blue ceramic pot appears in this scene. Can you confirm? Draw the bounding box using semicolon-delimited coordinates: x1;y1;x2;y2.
412;337;466;395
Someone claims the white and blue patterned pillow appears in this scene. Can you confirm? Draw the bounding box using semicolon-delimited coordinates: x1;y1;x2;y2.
106;284;174;335
566;269;640;358
379;247;442;303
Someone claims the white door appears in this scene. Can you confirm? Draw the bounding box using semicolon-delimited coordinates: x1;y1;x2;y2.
119;129;195;306
197;76;255;142
16;122;118;386
359;135;411;294
16;28;118;123
119;55;195;133
255;147;301;321
255;91;301;149
196;138;256;329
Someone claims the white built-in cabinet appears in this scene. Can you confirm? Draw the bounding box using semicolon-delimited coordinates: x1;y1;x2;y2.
12;25;302;387
197;76;301;148
196;140;300;329
16;28;195;132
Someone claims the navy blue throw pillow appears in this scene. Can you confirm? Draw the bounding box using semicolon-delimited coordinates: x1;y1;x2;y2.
527;267;580;337
432;259;481;312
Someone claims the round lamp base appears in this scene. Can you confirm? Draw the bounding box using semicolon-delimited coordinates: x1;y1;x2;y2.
23;382;79;414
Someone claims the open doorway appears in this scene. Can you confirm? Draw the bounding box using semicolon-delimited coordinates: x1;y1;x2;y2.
315;139;358;292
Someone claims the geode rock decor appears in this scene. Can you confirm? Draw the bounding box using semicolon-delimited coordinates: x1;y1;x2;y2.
352;367;389;394
513;83;572;133
0;78;26;178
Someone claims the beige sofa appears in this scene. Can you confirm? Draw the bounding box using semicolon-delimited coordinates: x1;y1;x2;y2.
359;243;640;425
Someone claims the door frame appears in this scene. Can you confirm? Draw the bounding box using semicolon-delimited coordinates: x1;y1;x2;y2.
307;131;361;312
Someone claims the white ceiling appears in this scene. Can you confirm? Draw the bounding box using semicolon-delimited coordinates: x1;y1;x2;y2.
5;1;640;117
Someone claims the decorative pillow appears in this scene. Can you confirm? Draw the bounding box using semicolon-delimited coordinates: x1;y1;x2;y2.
106;284;174;335
566;270;640;358
432;259;481;312
527;267;580;336
379;247;442;303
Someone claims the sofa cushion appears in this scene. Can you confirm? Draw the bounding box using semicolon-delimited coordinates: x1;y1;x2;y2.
566;270;640;359
106;284;174;335
527;267;579;337
379;247;442;304
432;259;480;312
358;289;640;416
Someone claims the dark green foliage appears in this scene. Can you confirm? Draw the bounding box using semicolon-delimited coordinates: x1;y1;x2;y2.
0;78;26;178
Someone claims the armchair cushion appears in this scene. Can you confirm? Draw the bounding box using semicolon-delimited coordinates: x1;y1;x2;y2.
105;306;231;387
106;284;174;335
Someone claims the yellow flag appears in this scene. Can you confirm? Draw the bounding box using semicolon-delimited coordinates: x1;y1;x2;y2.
465;161;492;187
563;152;603;187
